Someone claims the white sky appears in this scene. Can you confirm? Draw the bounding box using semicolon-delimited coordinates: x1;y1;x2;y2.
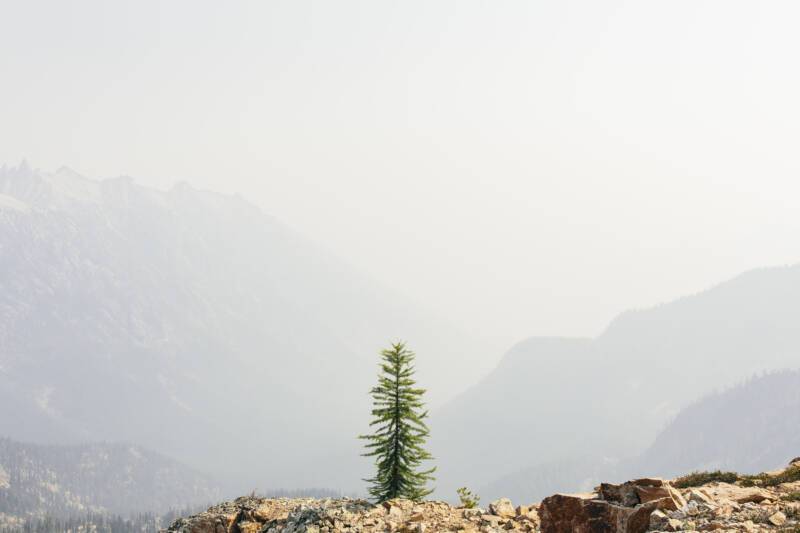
3;1;800;351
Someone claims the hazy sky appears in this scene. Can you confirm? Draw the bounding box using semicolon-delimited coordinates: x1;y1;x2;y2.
3;1;800;350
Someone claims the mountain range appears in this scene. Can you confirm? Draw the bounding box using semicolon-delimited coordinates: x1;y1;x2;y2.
0;162;491;495
633;368;800;479
1;161;799;508
433;265;800;500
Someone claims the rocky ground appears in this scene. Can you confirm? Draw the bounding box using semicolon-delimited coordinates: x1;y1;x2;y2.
167;459;800;533
165;496;539;533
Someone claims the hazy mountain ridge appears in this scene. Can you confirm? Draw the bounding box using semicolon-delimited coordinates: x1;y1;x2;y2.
0;162;492;494
435;265;800;501
0;437;219;518
3;161;799;505
633;369;800;479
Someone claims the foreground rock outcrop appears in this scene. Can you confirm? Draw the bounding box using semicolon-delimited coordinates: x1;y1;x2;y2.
168;459;800;533
166;497;540;533
539;478;686;533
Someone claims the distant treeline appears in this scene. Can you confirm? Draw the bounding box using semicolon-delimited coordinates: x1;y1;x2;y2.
0;490;361;533
0;506;205;533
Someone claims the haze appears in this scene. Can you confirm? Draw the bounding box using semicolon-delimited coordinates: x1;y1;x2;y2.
3;0;800;352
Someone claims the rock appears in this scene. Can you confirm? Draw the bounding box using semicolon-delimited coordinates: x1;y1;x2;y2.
480;514;503;526
598;482;640;507
539;477;692;533
171;511;239;533
168;460;800;533
768;510;786;526
638;485;686;511
236;521;261;533
686;488;715;506
489;498;516;518
664;518;684;531
168;497;546;533
701;483;774;504
253;501;290;521
599;478;685;511
711;501;735;519
384;501;404;519
649;509;669;530
515;505;539;522
538;493;658;533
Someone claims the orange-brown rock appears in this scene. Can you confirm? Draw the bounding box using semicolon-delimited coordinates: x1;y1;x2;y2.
598;478;686;511
539;492;659;533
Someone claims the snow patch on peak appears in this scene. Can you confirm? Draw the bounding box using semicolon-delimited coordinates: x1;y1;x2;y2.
0;162;101;209
48;167;102;205
0;193;29;213
0;162;263;220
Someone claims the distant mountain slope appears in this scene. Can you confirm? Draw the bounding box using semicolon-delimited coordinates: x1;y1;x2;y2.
0;437;219;517
632;369;800;478
434;265;800;501
478;455;620;505
0;162;492;493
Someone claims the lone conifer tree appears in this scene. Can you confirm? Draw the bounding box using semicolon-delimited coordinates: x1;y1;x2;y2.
360;341;435;502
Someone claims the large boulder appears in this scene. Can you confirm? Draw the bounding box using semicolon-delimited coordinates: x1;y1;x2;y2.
599;478;686;511
489;498;516;518
539;478;684;533
539;493;658;533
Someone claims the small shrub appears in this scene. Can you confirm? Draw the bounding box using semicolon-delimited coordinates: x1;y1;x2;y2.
782;503;800;523
673;470;740;488
457;487;480;509
763;465;800;487
782;492;800;502
740;465;800;488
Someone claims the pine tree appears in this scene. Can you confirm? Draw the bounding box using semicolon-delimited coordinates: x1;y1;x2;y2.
360;341;436;502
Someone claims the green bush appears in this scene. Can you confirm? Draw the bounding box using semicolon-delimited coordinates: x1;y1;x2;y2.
673;470;740;488
457;487;480;509
741;465;800;487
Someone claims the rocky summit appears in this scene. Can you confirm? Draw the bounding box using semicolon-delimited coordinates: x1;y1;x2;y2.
167;459;800;533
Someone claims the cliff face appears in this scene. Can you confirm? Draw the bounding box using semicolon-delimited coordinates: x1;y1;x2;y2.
169;459;800;533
